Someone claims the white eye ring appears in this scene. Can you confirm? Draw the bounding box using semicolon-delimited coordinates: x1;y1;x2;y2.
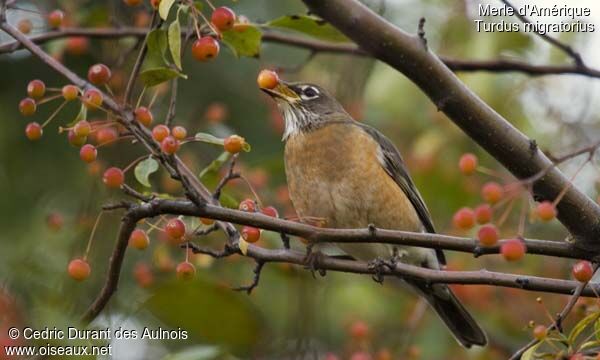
300;85;319;100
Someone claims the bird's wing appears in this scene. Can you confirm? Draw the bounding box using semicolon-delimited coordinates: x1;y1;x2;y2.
357;123;446;265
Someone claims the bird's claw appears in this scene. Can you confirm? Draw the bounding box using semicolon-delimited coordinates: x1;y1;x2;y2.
368;250;401;284
303;245;326;278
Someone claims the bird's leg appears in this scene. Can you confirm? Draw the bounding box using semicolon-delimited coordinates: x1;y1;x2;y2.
303;243;327;278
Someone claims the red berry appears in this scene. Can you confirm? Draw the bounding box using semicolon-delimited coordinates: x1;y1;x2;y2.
239;199;256;212
500;239;526;261
27;79;46;99
62;85;79;101
95;127;118;145
68;129;87;147
73;120;91;137
572;260;594;282
257;70;279;90
536;201;557;222
165;218;186;242
152;125;170;142
191;37;220;62
171;126;187;140
211;6;236;31
47;10;64;28
458;153;478;175
103;167;124;188
474;204;493;224
17;19;33;34
129;229;150;250
532;325;547;340
224;135;245;154
261;206;279;218
135;107;153;127
134;262;154;288
349;320;370;339
477;224;499;246
241;226;261;243
66;37;89;55
161;135;180;154
176;262;196;280
82;88;103;109
19;97;36;116
481;182;503;204
79;144;97;163
452;207;475;230
25;122;43;141
124;0;143;6
87;64;112;85
68;258;91;281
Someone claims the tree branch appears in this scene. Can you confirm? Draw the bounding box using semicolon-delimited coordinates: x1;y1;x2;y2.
299;0;600;249
2;27;600;78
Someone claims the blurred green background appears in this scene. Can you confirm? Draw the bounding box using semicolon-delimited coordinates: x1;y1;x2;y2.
1;0;599;359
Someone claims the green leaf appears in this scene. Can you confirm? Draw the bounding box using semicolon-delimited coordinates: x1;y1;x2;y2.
193;1;203;11
159;0;176;20
195;132;225;146
144;279;263;355
147;29;169;65
199;152;230;179
521;341;542;360
267;15;350;43
134;157;159;187
569;311;600;343
140;67;187;87
221;25;262;58
168;19;182;70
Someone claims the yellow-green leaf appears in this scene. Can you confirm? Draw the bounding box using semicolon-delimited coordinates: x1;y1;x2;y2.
221;25;262;58
134;157;159;187
168;19;182;70
194;132;225;146
159;0;176;20
521;341;543;360
146;29;168;65
198;152;230;179
67;103;87;126
238;238;248;255
140;67;187;87
267;15;349;43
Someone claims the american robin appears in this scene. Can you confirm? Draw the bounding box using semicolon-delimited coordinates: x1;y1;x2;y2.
261;80;487;348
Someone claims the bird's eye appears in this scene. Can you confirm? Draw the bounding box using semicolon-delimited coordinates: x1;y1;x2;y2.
302;86;319;99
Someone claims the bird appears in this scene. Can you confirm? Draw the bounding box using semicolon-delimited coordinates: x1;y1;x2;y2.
260;79;487;348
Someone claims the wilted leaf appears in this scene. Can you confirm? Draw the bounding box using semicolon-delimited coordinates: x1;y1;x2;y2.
134;157;159;187
221;26;262;58
159;0;176;20
140;67;187;87
267;15;349;43
195;132;225;146
144;279;263;355
168;19;182;70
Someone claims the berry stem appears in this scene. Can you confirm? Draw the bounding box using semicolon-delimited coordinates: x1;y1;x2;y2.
145;217;166;234
517;195;529;237
96;135;135;149
135;86;147;109
496;197;516;228
122;154;151;174
204;0;216;10
41;100;68;128
84;211;105;261
194;6;219;35
148;88;160;109
476;165;507;180
104;84;115;97
36;93;62;105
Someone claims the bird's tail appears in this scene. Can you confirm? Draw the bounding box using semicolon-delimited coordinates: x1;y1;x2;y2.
412;282;487;348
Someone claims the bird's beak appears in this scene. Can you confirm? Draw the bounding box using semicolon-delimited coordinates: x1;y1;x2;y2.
260;81;300;103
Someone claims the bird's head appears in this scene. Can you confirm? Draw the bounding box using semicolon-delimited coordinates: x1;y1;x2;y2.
260;80;348;140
